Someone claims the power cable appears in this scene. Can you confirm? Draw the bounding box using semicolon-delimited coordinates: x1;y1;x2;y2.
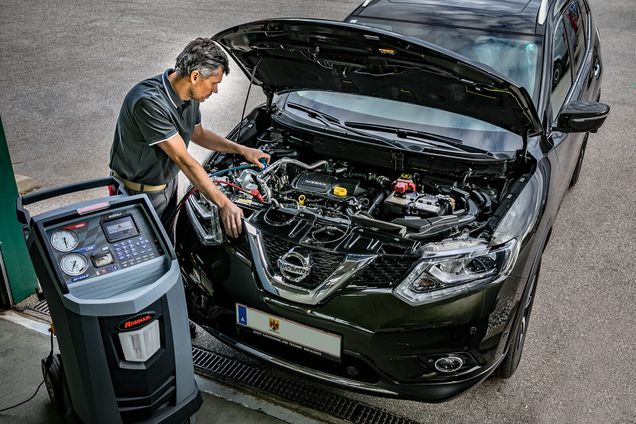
0;327;55;413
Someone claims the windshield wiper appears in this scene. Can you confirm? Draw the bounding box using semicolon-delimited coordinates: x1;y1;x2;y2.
344;122;493;156
285;103;407;149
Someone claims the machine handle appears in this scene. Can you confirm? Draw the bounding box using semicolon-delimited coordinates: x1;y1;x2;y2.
17;177;122;225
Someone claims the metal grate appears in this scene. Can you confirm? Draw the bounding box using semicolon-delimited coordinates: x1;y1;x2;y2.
31;299;50;315
192;345;418;424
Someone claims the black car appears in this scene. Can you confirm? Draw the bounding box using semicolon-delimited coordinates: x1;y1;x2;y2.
175;0;608;401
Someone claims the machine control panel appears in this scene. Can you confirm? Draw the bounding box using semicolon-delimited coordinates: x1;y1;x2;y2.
45;205;165;286
112;236;156;268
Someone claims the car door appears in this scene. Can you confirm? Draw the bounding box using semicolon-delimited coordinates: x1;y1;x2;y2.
578;0;602;101
548;0;590;198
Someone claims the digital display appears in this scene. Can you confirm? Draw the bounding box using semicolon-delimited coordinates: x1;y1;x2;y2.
102;215;139;242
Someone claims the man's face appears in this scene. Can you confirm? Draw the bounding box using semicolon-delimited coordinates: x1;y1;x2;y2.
189;67;224;102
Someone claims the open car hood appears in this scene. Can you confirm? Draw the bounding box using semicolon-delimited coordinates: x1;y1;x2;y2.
212;19;542;137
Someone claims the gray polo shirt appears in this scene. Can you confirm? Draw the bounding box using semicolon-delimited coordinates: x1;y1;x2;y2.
109;68;201;185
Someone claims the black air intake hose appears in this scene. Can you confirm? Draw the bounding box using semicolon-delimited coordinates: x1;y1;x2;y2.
403;197;479;239
347;172;391;189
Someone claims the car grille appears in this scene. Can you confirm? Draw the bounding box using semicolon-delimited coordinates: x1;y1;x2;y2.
262;236;345;291
227;231;415;290
227;233;251;259
350;255;416;288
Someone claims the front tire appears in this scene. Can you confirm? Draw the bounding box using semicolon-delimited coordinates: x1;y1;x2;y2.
496;262;540;378
184;277;218;324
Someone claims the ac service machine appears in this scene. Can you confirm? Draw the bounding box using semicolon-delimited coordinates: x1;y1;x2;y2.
16;177;202;423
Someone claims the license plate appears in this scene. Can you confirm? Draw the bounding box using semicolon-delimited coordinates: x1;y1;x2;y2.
236;304;341;360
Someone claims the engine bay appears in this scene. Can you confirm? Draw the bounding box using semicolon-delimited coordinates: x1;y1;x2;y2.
191;122;532;255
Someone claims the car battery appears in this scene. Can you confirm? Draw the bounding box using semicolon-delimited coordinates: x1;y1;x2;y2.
384;191;448;217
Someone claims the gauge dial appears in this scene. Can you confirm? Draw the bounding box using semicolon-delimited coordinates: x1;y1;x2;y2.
60;253;89;276
51;230;79;252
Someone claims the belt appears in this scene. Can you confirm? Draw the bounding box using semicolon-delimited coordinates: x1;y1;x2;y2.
113;172;167;192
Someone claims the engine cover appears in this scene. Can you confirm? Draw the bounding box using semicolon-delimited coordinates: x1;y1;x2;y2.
292;172;361;197
293;172;338;194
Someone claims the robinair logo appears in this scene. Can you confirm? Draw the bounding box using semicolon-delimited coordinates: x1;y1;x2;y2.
118;312;155;331
269;318;280;332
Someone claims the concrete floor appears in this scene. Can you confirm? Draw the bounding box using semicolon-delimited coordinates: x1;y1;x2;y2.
0;316;285;424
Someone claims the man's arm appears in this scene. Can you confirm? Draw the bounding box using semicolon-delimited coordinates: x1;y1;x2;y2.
157;133;244;238
191;124;270;168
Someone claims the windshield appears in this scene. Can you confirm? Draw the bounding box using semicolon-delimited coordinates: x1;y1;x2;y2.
280;91;523;152
294;91;505;132
350;18;542;100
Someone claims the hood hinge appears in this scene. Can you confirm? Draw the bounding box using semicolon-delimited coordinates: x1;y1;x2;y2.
521;130;530;161
392;151;405;171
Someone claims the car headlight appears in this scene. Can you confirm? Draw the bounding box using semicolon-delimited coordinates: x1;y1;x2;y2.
394;169;544;306
490;169;544;246
394;238;519;305
185;192;223;246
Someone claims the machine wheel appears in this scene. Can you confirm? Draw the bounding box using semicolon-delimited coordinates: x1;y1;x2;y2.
42;354;65;413
496;262;540;379
569;134;589;188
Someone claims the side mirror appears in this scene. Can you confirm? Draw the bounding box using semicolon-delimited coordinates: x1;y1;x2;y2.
554;100;610;133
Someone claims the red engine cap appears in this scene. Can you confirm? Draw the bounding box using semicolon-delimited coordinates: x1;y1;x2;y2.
392;178;416;193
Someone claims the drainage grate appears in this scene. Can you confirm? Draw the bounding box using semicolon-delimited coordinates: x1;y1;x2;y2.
21;299;416;424
30;299;50;315
192;345;418;424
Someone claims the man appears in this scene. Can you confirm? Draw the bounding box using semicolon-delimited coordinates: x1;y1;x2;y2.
109;38;269;238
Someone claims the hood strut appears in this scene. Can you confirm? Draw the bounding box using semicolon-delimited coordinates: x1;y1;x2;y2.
266;91;274;114
236;56;263;142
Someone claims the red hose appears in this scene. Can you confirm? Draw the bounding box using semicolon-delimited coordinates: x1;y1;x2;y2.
168;180;264;229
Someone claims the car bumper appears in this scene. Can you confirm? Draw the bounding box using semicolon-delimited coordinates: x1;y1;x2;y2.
203;318;505;402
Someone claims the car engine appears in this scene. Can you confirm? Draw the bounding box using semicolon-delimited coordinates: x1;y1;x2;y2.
197;127;504;253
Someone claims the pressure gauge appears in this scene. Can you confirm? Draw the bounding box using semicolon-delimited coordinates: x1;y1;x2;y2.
60;253;89;276
51;229;79;252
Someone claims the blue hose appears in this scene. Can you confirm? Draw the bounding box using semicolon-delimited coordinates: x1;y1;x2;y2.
209;164;255;177
210;158;268;177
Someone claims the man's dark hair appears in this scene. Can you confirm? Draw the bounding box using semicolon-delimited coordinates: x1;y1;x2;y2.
175;38;230;78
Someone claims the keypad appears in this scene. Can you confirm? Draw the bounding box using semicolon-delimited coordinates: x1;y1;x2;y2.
113;236;156;267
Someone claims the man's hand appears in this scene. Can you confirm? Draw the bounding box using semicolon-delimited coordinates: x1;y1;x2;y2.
191;126;270;169
241;147;271;169
218;201;244;238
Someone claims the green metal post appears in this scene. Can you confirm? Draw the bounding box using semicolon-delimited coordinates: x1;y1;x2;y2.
0;117;38;305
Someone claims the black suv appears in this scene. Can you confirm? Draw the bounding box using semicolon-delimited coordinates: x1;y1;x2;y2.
175;0;608;401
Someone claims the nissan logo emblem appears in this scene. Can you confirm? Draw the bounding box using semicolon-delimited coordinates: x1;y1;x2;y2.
278;248;312;282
